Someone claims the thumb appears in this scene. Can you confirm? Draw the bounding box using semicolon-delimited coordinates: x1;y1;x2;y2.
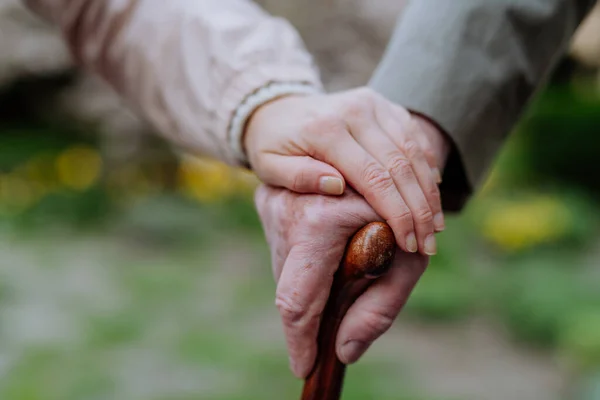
256;154;346;195
336;252;428;364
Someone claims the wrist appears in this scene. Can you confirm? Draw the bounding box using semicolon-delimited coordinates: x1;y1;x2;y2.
231;82;322;169
242;93;307;169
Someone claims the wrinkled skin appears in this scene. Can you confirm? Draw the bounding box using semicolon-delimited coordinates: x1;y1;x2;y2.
245;87;445;256
254;184;429;379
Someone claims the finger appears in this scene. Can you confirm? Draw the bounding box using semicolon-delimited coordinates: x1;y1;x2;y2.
376;105;445;232
254;185;269;219
336;251;428;364
254;185;273;243
253;185;291;280
414;129;442;183
407;111;443;183
275;242;346;378
256;154;346;196
348;114;437;256
313;131;417;253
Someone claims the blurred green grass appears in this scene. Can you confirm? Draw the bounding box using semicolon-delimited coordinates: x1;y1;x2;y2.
0;71;600;399
0;199;442;400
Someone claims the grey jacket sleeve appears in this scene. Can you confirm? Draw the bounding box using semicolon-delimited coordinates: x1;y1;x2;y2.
370;0;596;212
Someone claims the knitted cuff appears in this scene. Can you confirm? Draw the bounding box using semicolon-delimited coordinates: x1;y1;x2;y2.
228;81;323;167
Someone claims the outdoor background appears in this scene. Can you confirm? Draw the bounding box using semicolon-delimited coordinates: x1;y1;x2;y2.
1;1;600;399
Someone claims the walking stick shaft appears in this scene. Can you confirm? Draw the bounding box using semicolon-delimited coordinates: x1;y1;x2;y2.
300;222;396;400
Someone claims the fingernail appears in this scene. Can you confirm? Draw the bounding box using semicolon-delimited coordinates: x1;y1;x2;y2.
319;176;344;195
341;340;368;364
424;234;437;255
434;212;445;231
406;233;418;253
432;168;442;184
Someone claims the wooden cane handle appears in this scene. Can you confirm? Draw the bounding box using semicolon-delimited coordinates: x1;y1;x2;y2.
300;222;396;400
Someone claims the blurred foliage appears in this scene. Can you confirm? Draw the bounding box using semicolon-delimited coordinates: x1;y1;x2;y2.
0;120;259;233
1;63;600;399
521;83;600;195
405;69;600;390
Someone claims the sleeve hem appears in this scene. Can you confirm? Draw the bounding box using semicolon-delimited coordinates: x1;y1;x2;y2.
216;64;324;166
228;81;323;167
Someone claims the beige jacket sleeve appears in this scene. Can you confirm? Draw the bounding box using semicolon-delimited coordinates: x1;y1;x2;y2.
24;0;323;167
370;0;596;211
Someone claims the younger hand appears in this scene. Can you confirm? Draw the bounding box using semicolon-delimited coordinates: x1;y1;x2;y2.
244;87;445;256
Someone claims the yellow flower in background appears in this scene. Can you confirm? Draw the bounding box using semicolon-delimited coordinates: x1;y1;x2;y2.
19;153;57;181
0;173;39;213
481;195;572;252
56;146;102;191
177;157;236;203
15;153;60;195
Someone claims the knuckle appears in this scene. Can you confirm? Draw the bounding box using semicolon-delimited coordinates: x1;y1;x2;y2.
361;163;395;194
423;148;436;162
343;99;369;120
304;205;330;230
362;308;396;337
403;140;423;159
428;186;441;203
387;155;414;181
291;170;309;192
305;114;344;136
275;292;307;325
388;208;413;227
254;185;280;219
343;89;376;118
414;207;434;225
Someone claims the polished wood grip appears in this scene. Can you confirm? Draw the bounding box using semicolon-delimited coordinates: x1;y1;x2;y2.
300;222;396;400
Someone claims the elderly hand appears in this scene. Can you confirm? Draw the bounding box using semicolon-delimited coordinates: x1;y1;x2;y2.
254;184;429;379
244;87;445;256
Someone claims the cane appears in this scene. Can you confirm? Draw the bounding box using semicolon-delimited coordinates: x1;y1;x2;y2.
300;222;396;400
